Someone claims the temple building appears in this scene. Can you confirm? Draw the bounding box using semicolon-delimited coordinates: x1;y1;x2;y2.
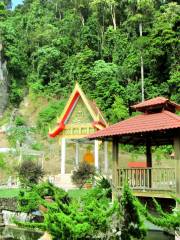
49;83;109;187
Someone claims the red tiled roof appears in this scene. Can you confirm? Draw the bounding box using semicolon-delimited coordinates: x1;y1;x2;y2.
132;97;180;111
88;100;107;126
88;110;180;139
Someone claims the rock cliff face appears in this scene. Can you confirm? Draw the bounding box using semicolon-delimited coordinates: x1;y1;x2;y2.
0;43;9;117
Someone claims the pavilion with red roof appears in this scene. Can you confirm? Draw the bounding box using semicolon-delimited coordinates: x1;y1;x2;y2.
88;97;180;199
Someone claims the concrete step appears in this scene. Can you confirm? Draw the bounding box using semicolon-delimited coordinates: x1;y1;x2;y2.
52;174;77;190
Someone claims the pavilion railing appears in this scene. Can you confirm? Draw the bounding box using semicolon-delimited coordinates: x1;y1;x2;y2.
116;167;176;191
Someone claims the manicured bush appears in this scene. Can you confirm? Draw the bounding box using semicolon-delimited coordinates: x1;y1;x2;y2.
138;197;180;234
16;182;149;240
18;181;70;213
44;186;115;239
120;183;146;240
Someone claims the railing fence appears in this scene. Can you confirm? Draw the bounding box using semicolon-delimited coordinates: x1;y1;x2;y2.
117;167;175;191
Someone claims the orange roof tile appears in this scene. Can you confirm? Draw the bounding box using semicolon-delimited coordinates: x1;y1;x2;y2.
132;97;180;111
88;110;180;139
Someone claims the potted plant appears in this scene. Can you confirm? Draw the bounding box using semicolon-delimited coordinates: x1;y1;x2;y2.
71;162;95;189
84;178;93;189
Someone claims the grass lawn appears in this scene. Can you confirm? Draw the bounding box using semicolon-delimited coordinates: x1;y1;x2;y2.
0;188;88;199
0;188;20;198
68;188;89;199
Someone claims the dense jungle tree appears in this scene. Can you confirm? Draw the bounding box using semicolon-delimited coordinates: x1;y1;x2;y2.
1;0;179;121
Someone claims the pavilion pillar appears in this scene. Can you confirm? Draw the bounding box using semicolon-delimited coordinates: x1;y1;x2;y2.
112;138;119;200
174;133;180;206
61;138;66;175
104;141;108;174
146;139;152;188
75;142;79;166
94;140;99;169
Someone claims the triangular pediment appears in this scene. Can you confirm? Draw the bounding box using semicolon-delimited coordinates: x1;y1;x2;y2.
66;97;93;125
49;82;107;138
58;82;99;124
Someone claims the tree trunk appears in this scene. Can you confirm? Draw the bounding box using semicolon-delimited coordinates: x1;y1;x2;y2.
139;22;144;102
80;14;85;26
111;5;116;30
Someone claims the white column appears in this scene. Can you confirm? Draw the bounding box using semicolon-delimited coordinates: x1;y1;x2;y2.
94;140;99;169
104;141;108;174
112;138;119;201
75;142;79;166
61;138;66;175
174;132;180;207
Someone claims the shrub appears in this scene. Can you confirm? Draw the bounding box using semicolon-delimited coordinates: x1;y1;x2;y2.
31;142;43;151
120;183;146;240
44;186;115;239
95;175;112;199
0;153;6;169
15;115;26;126
71;162;95;188
17;160;44;187
137;197;180;234
16;183;148;240
18;182;69;213
7;115;30;147
18;189;41;213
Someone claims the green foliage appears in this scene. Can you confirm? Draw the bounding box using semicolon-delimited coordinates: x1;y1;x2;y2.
1;0;179;121
18;189;41;213
71;162;96;188
18;181;70;213
137;197;180;233
15;115;26;126
7;125;28;147
91;60;120;119
95;175;112;199
7;115;28;147
121;183;146;240
111;96;129;123
16;181;152;239
0;153;6;169
16;160;44;187
37;99;66;135
17;181;115;239
44;187;115;239
31;142;43;151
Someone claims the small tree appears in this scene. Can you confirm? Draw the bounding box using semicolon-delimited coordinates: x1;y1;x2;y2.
17;160;44;188
120;183;146;240
71;162;95;188
0;153;6;169
138;197;180;235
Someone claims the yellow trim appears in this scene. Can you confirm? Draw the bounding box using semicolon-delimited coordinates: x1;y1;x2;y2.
58;82;98;123
59;134;91;139
76;83;97;121
57;123;96;140
65;123;93;128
